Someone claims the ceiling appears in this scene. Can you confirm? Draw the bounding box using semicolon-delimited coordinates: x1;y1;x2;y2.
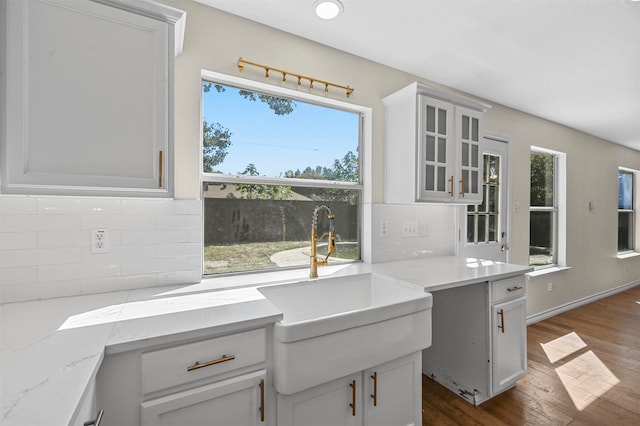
195;0;640;152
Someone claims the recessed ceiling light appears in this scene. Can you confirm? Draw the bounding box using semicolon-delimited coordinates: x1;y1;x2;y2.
314;0;343;20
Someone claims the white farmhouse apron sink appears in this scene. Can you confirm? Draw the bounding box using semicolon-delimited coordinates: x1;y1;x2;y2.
258;273;432;395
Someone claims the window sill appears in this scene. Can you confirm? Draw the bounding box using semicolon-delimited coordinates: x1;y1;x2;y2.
526;266;571;280
617;252;640;260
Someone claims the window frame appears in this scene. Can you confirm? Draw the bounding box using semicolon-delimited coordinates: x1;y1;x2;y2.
199;70;372;277
618;167;637;255
529;146;566;269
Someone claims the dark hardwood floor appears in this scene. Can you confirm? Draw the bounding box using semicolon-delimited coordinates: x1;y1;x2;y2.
421;285;640;425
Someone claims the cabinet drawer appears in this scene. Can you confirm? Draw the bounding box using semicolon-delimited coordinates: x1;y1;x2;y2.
141;328;266;395
491;275;525;303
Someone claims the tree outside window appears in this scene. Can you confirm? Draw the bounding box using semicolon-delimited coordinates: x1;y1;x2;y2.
529;150;557;266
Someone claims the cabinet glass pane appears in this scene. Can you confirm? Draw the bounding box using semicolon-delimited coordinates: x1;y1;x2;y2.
461;143;469;167
462;115;469;140
438;108;447;135
472;117;479;141
426;165;434;190
472;145;478;167
437;166;446;192
426;135;435;162
426;106;435;133
472;171;479;194
462;169;469;195
437;138;446;163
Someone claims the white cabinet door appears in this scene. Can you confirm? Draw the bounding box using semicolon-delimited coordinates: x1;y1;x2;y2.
277;373;362;426
492;297;527;395
3;0;179;197
364;353;422;426
417;96;455;202
455;107;484;204
141;370;267;426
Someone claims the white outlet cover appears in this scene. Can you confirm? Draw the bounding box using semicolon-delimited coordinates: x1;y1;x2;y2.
91;229;110;254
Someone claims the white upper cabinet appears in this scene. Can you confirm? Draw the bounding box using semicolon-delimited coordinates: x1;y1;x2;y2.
1;0;185;197
384;82;490;204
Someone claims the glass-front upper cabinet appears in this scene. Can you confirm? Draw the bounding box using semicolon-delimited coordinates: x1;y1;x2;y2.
456;107;483;203
383;82;490;204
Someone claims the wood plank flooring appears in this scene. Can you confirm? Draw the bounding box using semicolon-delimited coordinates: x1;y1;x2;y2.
421;285;640;425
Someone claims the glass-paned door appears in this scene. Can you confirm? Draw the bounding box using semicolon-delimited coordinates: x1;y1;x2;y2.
459;137;509;262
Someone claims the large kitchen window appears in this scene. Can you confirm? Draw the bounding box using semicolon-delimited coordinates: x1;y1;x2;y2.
200;73;363;276
618;168;636;253
529;147;566;268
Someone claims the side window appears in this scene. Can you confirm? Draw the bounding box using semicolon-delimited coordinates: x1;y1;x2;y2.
618;169;635;253
529;148;565;267
201;80;362;276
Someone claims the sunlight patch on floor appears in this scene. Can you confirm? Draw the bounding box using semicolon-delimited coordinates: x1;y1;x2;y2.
541;332;619;411
540;331;587;363
555;350;620;411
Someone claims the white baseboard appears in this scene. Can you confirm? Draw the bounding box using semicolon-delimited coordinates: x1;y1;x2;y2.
526;279;640;325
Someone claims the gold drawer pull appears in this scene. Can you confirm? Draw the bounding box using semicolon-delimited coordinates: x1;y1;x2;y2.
497;309;505;333
187;354;235;372
349;380;357;416
370;371;378;407
259;378;265;422
158;150;163;188
507;286;523;292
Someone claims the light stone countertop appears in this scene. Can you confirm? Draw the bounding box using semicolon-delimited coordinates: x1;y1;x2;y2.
0;256;531;426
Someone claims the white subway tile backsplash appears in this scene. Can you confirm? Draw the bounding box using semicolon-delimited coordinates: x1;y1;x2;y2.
36;198;82;215
0;197;37;214
120;229;192;245
0;196;203;303
157;214;201;229
157;242;201;258
0;232;38;250
0;248;83;268
0;266;38;286
37;230;88;249
78;198;122;215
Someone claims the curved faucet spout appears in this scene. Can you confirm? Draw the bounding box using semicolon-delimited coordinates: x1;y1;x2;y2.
310;204;337;278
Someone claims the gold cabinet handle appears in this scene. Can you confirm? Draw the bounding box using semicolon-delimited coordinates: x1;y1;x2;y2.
370;372;378;407
460;175;465;197
507;286;523;292
259;378;265;422
349;380;357;416
187;354;235;371
497;309;505;333
158;150;164;188
448;176;454;197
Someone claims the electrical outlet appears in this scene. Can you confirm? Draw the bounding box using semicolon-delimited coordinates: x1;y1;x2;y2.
402;222;418;238
419;222;429;237
91;229;110;254
548;282;553;292
379;221;388;238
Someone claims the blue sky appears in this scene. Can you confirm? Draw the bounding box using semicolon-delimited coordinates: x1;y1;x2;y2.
202;83;359;178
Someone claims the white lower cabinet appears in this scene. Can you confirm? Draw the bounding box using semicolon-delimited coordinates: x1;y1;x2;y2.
423;275;527;405
141;369;266;426
277;352;422;426
96;326;272;425
492;297;527;395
